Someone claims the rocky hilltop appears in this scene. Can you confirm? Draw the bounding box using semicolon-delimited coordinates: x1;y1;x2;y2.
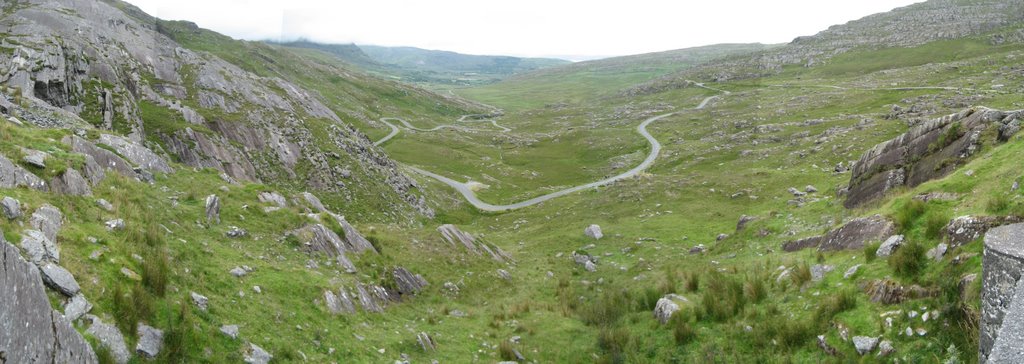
0;0;485;220
631;0;1024;92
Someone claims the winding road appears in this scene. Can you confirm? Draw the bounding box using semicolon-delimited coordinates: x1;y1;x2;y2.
375;93;722;212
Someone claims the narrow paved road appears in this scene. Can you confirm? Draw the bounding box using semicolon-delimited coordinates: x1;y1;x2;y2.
374;115;509;146
376;94;722;212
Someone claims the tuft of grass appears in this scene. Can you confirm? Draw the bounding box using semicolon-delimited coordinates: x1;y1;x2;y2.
790;263;812;288
498;340;518;361
890;240;928;277
924;212;949;240
159;301;196;363
579;290;631;327
700;271;746;322
743;274;767;303
683;272;700;293
596;327;632;363
669;309;696;345
112;284;155;338
864;241;881;262
634;286;662;312
812;289;857;327
894;199;927;231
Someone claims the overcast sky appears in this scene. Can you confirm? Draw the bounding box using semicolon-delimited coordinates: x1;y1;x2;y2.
125;0;924;61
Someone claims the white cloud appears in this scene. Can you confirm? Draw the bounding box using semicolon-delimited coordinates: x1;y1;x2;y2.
125;0;924;59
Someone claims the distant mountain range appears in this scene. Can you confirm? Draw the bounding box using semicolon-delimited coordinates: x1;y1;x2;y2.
269;40;571;87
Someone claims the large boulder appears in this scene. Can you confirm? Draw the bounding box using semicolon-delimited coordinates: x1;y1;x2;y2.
654;297;681;324
244;342;273;364
329;213;377;254
20;229;59;265
292;224;357;273
584;224;603;240
323;288;356;315
50;168;92;196
0;154;47;191
1;240;98;363
98;134;173;174
30;204;63;244
818;215;895;252
1;196;21;219
846;107;1022;208
63;136;137;180
947;215;1022;247
853;336;879;355
40;262;80;297
136;324;164;358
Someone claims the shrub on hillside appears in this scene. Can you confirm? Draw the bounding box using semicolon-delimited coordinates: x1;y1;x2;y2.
812;289;857;327
924;212;949;240
701;272;745;322
894;199;927;231
580;290;631;326
669;309;696;345
890;240;927;277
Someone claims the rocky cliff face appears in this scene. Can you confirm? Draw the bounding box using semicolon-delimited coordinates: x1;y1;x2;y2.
845;107;1022;208
0;0;445;219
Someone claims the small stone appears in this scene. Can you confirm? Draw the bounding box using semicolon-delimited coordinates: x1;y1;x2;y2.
416;332;435;352
584;224;603;240
105;219;125;231
1013;181;1020;191
805;185;819;193
497;269;512;280
226;227;247;238
905;327;913;336
926;243;948;261
716;233;729;241
449;310;467;318
136;324;164;358
788;187;807;197
915;328;927;336
245;343;272;364
253;286;262;293
220;325;239;339
810;264;834;282
689;244;706;254
1;196;21;219
852;336;879;355
844;264;862;279
120;267;141;281
191;292;209;311
230;267;248;277
96;199;114;212
584;260;597;272
876;235;904;257
877;340;895;356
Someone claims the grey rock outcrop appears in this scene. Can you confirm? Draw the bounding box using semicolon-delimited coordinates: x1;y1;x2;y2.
258;191;287;208
437;224;513;263
205;194;221;224
1;240;98;363
782;235;822;252
736;215;756;231
63;136;137;181
2;196;22;219
293;224;357;273
324;288;357;315
0;154;47;191
356;283;394;313
98;134;173;174
21;148;47;168
40;262;80;297
927;243;948;261
818;215;895;252
64;293;92;322
136;324;164;358
329;213;377;254
948;215;1022;248
51;168;92;196
302;192;327;212
846;108;1022;208
30;204;63;243
20;229;58;265
584;224;603;240
393;267;428;296
105;219;126;231
844;264;862;279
